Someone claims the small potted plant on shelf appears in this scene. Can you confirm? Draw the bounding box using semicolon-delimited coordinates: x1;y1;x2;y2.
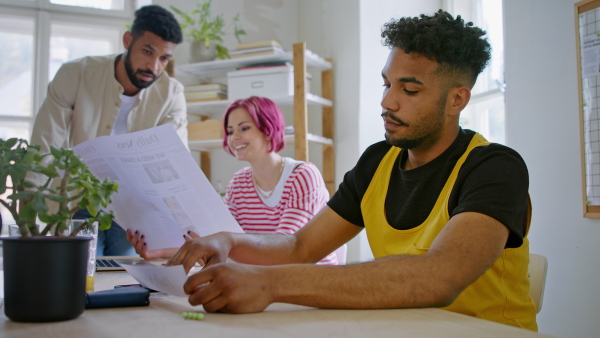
170;0;246;61
0;137;118;323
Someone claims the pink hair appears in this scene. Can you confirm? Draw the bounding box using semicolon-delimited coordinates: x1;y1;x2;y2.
222;96;286;156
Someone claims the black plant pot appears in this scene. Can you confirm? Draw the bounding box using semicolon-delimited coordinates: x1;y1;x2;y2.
2;236;91;322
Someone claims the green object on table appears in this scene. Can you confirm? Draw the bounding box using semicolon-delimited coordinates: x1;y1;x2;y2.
182;312;204;320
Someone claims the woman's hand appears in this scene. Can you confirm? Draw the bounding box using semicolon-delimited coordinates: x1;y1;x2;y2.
126;229;183;260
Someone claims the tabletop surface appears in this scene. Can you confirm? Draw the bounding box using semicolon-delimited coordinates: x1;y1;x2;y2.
1;260;555;338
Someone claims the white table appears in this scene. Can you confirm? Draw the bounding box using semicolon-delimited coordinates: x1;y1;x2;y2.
1;263;555;338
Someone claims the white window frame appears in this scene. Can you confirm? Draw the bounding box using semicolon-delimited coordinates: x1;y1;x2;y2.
444;0;506;144
0;0;134;17
0;0;134;139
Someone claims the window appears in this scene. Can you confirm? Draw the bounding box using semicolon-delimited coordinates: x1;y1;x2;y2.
447;0;505;144
0;0;131;228
0;15;35;141
49;22;120;80
50;0;125;10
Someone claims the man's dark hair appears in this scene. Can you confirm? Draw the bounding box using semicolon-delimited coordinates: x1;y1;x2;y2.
381;10;491;87
130;5;183;44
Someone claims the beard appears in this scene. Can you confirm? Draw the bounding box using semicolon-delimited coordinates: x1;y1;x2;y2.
124;48;158;89
382;98;447;150
384;131;428;149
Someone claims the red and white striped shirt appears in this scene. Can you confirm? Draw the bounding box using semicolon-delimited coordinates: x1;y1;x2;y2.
225;162;338;264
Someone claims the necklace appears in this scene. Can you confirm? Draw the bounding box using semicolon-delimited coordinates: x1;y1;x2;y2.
253;157;285;199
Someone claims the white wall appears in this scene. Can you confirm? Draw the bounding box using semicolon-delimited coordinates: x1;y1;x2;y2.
504;0;600;337
296;0;365;261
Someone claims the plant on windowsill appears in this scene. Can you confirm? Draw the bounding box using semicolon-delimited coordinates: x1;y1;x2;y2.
0;137;119;323
170;0;246;61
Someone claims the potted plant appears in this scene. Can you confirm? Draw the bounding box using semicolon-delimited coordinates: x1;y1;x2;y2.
0;137;118;322
170;0;246;61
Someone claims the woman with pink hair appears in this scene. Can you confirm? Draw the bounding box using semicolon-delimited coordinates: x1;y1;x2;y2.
221;96;336;264
128;96;337;264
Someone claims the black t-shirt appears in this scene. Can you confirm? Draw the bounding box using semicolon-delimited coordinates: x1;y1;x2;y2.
327;129;529;248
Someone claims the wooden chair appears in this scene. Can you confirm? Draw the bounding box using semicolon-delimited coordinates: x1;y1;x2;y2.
528;253;548;313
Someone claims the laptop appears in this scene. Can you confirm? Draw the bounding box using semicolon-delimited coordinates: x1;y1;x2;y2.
95;257;146;272
95;258;125;271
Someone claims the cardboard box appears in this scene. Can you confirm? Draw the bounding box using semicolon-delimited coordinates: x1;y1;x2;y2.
187;120;223;140
227;64;311;100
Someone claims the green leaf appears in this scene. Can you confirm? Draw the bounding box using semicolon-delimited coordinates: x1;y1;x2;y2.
97;211;114;231
8;190;35;200
2;127;117;237
31;193;49;215
216;44;230;59
170;0;242;48
50;146;61;159
4;138;18;148
19;202;38;224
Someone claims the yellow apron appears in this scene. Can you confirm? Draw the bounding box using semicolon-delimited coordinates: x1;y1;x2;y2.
361;134;537;330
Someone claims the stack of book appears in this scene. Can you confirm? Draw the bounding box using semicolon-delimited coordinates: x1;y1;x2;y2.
237;61;292;71
184;83;227;102
229;40;285;59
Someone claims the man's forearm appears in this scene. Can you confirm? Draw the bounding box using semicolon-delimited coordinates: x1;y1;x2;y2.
266;212;509;310
228;206;361;266
228;232;308;265
266;254;457;310
183;213;507;313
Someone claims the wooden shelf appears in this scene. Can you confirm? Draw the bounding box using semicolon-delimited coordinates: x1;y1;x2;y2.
189;133;332;152
186;93;332;116
177;49;332;78
180;42;335;195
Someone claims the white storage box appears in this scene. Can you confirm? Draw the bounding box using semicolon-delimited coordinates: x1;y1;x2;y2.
227;65;311;100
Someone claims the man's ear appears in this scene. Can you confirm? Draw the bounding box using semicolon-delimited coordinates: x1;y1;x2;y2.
446;86;471;117
123;31;133;50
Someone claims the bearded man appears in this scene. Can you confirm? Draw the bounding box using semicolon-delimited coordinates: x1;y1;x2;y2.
166;10;537;331
31;5;187;256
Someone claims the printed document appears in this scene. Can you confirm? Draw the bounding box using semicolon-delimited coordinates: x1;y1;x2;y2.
117;259;189;297
73;124;243;250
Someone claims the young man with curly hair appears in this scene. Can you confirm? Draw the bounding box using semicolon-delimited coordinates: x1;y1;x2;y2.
166;10;537;330
30;5;187;256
